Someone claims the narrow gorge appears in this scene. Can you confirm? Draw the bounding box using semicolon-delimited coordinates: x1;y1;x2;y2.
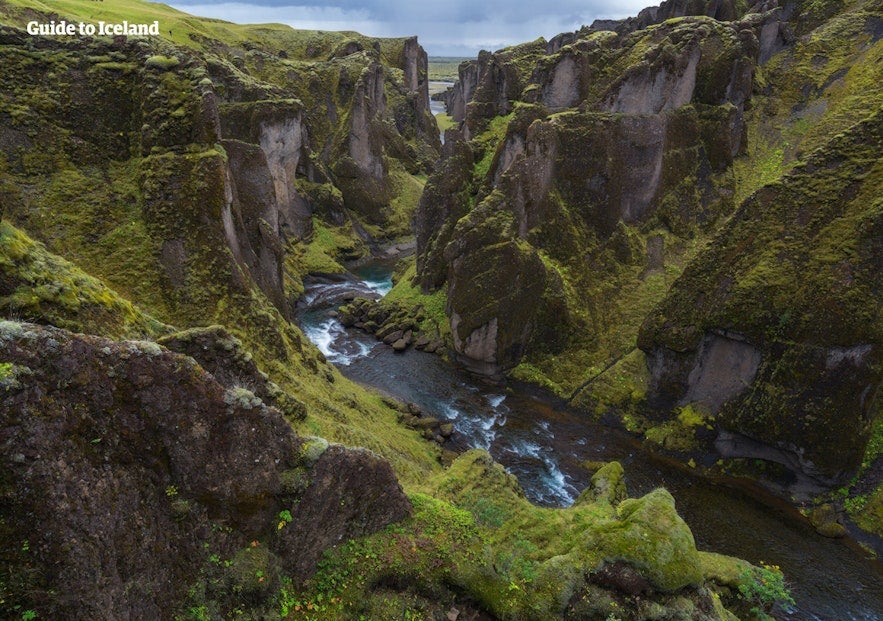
0;0;880;619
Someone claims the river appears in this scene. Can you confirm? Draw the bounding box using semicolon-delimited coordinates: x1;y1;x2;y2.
298;263;883;621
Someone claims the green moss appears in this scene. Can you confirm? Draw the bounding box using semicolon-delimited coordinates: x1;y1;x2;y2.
472;113;513;183
286;218;352;284
0;222;168;340
229;545;282;601
299;436;330;466
285;452;747;620
644;419;700;453
570;349;651;417
434;112;456;133
360;167;426;241
853;486;883;538
145;55;181;71
223;386;263;410
381;261;451;340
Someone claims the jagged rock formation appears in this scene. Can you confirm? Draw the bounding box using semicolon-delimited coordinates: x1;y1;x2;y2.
419;6;764;374
411;0;882;509
638;110;883;490
0;0;833;617
0;17;438;329
0;322;409;618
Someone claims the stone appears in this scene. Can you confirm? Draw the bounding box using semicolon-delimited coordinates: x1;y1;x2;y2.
808;504;847;538
0;323;411;617
392;338;408;351
384;329;404;344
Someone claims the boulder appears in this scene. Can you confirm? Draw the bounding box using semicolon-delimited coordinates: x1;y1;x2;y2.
0;322;410;618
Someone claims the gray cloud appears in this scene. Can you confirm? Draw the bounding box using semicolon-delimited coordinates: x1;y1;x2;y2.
160;0;651;55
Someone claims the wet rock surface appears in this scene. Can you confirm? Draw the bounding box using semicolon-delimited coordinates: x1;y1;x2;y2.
339;297;446;355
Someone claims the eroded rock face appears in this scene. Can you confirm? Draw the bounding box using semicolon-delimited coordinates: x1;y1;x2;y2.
420;13;760;375
157;325;308;420
645;331;762;412
638;111;883;489
332;59;407;223
591;0;747;35
0;322;410;619
414;135;475;290
0;25;440;330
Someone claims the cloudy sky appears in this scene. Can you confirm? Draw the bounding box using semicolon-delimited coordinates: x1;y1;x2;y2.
162;0;651;56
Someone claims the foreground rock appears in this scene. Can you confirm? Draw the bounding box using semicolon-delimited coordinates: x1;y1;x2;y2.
0;322;410;619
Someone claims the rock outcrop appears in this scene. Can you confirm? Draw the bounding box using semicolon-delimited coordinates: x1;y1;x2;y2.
0;19;439;330
419;12;761;376
638;110;883;490
0;322;410;618
411;0;882;514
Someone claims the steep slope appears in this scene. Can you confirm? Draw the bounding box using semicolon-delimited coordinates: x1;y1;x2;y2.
415;3;763;380
0;2;444;480
0;1;807;619
404;0;882;526
638;111;882;489
0;321;410;619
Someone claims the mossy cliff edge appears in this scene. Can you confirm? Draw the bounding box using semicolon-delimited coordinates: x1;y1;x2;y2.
0;1;768;619
408;0;882;537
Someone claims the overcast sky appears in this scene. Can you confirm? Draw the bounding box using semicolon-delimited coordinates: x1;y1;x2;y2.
161;0;651;56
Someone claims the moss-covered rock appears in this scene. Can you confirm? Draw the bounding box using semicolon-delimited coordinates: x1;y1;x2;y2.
0;222;169;340
639;109;883;489
414;11;761;380
0;323;410;618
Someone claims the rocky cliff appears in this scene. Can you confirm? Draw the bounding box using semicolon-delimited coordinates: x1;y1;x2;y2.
0;0;862;617
408;0;882;523
418;4;762;374
638;110;882;491
0;12;439;326
0;321;409;618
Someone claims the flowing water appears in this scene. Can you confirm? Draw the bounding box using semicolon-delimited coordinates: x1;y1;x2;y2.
429;80;453;143
298;264;883;620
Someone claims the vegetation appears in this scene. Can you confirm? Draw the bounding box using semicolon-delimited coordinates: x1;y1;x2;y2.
0;0;876;617
433;112;457;133
382;261;451;340
184;452;756;620
737;563;795;619
0;222;168;340
427;57;469;81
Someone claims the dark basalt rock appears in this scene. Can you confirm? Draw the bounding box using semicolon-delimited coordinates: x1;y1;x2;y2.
0;322;410;619
638;111;883;491
157;324;308;420
421;13;760;376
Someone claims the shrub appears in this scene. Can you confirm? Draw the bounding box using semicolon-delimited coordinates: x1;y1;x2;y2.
145;55;180;71
738;562;796;617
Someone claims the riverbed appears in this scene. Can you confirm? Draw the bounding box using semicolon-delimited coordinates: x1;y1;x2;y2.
298;264;883;621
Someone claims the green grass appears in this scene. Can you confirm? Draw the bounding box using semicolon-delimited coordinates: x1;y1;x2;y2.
382;262;451;340
473;113;513;183
359;168;426;241
0;221;168;340
285;219;351;281
428;57;469;81
275;451;752;620
434;112;456;133
0;0;422;66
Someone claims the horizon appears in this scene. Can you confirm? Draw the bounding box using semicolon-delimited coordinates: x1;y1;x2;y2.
157;0;652;56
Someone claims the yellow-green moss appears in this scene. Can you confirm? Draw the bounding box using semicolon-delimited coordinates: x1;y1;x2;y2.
381;261;451;340
0;222;168;340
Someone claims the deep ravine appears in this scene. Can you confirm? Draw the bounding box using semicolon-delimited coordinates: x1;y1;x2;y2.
298;263;883;621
